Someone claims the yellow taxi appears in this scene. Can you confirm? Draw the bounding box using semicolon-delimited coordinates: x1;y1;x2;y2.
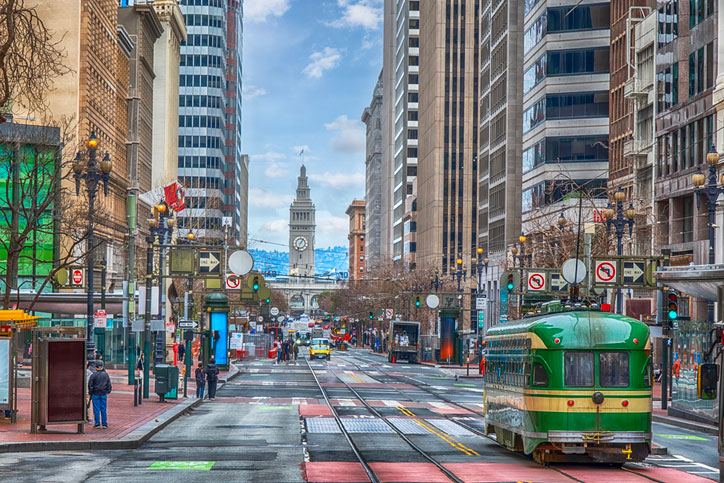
308;338;331;360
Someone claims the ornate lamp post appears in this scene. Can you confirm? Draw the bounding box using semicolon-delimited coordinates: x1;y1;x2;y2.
693;145;724;324
471;248;489;370
73;131;112;364
605;187;635;314
452;258;466;296
148;202;176;366
431;269;443;292
511;233;527;309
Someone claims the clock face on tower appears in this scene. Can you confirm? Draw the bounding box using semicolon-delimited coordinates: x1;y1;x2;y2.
293;236;309;252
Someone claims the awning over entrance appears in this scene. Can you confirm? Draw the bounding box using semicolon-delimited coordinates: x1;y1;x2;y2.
655;265;724;302
7;292;125;315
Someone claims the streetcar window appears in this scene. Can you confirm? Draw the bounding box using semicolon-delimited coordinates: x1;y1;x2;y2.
564;352;594;387
533;363;548;386
644;363;652;387
599;352;629;387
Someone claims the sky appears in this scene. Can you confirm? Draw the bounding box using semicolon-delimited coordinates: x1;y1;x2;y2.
242;0;383;251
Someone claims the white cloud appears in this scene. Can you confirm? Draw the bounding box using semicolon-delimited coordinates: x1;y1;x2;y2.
242;85;268;99
249;188;293;208
244;0;291;22
317;215;349;233
324;114;365;154
250;152;289;179
260;219;288;233
302;47;342;79
309;171;365;189
331;0;383;30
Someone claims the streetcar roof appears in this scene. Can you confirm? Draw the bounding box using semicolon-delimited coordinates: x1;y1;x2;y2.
486;310;649;350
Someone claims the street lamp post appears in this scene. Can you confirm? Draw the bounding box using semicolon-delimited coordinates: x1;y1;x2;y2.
431;269;443;292
511;233;527;311
605;187;636;314
148;202;175;366
472;248;489;373
452;258;465;299
692;145;724;324
73;131;112;365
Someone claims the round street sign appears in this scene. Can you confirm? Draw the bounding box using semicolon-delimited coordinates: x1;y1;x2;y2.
270;307;279;316
257;316;264;323
228;250;254;276
277;316;284;323
426;294;440;309
562;258;587;284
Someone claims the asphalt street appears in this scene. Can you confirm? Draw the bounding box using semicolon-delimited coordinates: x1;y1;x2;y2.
0;347;718;482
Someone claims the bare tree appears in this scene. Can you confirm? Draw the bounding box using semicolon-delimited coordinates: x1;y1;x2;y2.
0;0;70;122
0;117;100;309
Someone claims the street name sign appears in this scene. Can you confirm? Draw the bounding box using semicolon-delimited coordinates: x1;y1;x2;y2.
199;251;222;274
623;261;645;285
478;310;485;328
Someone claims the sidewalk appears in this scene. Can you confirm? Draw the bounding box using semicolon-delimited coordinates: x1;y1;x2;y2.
0;363;239;453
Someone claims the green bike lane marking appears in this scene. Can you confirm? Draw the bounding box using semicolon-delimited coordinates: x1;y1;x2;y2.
149;461;215;470
654;434;710;441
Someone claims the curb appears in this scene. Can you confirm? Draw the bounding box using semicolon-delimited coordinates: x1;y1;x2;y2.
0;363;242;454
652;413;718;435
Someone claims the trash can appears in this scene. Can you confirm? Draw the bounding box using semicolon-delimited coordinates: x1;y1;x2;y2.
155;364;170;397
165;365;179;400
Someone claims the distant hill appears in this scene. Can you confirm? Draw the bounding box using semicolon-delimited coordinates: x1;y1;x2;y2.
249;246;349;278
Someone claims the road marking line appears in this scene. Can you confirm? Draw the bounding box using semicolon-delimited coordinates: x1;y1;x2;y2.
395;407;479;456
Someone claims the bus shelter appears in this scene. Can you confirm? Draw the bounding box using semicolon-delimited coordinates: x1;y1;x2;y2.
0;310;40;424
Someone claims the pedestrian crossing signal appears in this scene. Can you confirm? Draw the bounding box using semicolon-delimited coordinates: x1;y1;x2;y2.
667;291;678;320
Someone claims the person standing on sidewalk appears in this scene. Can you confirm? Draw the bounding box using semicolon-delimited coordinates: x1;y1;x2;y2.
205;357;220;400
178;342;185;365
195;362;205;399
88;361;112;428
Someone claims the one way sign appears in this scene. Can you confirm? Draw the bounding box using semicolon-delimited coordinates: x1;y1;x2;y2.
549;273;569;293
623;261;645;285
199;251;222;274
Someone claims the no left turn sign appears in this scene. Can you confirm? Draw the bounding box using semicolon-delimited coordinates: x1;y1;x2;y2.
225;274;241;290
595;261;616;283
527;272;546;291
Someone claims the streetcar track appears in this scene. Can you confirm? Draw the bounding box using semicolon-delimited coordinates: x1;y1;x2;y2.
332;351;673;483
304;355;465;483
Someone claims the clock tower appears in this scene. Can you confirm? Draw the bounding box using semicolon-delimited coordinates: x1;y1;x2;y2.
289;165;315;278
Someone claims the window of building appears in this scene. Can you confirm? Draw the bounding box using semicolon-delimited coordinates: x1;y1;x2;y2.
690;0;714;28
546;91;609;119
689;42;715;97
564;352;594;387
522;140;545;173
547;4;610;33
599;352;629;387
524;0;542;16
409;37;419;47
524;13;547;55
547;48;609;76
523;54;546;94
682;195;694;243
658;0;679;47
523;97;546;133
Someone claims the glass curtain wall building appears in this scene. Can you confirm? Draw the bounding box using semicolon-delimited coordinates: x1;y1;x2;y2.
177;0;230;243
521;1;611;229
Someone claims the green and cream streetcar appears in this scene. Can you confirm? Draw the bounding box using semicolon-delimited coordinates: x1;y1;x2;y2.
484;305;652;464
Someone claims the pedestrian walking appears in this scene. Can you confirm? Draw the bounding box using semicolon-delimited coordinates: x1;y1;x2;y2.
293;341;299;361
87;361;112;428
276;339;283;363
205;357;220;399
195;362;205;399
178;342;186;365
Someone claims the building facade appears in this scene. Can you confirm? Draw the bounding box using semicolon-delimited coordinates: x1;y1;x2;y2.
177;0;229;243
346;200;366;281
289;166;316;278
362;71;383;272
477;0;525;326
223;0;245;247
382;0;420;264
521;1;611;234
654;0;718;323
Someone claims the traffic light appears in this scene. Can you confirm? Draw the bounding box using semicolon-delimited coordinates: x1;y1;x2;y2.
265;297;271;304
369;312;373;319
414;295;422;307
252;276;260;292
667;290;678;320
506;273;515;292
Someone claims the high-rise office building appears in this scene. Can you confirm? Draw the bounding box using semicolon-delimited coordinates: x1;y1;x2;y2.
346;200;366;280
521;2;611;230
362;72;384;271
477;0;524;327
382;0;420;265
416;0;479;277
177;0;245;244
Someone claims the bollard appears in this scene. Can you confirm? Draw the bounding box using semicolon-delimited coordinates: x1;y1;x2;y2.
134;380;138;407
